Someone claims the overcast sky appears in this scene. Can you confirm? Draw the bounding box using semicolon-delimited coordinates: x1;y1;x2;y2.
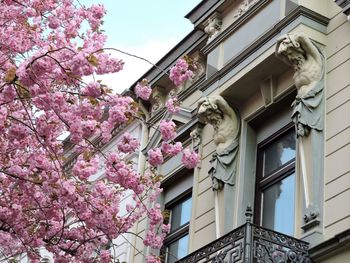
80;0;201;93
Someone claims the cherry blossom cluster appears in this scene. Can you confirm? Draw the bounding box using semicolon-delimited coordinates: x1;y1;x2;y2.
182;148;201;169
169;58;195;86
117;132;139;153
165;97;180;113
0;0;202;262
0;0;166;262
135;78;152;100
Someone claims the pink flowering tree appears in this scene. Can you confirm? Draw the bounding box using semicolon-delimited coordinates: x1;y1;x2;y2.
0;1;199;262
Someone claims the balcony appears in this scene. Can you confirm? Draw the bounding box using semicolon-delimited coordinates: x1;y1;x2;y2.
177;207;311;263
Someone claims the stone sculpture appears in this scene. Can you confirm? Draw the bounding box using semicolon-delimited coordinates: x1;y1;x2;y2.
197;96;240;190
276;33;324;137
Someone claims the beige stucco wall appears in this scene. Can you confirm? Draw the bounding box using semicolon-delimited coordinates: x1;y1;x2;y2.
324;2;350;240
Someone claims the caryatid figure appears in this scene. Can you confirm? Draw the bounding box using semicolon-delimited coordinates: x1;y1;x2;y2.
197;96;240;190
276;33;324;137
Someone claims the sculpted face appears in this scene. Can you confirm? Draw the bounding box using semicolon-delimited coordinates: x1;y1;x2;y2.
198;98;223;128
277;37;306;71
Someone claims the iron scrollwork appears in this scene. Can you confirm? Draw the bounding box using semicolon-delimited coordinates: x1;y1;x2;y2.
176;223;311;263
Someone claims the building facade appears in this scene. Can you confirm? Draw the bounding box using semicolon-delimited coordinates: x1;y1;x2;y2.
126;0;350;262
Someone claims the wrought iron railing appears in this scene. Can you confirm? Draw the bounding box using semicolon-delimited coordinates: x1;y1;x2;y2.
177;207;311;263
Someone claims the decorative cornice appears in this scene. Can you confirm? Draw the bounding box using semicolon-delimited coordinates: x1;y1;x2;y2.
185;0;225;27
199;5;330;93
334;0;350;19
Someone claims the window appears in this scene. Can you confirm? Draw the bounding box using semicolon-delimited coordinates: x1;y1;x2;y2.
163;195;192;263
255;126;296;236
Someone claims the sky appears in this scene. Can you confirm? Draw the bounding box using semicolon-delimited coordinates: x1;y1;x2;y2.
80;0;202;93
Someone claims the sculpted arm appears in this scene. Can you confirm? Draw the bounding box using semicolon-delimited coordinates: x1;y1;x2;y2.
212;96;237;121
295;34;322;65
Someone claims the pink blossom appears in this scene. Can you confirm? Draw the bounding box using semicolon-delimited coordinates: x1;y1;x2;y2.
135;79;152;100
117;132;139;153
162;224;171;234
148;148;164;167
146;255;161;263
159;120;176;142
161;141;183;156
166;97;180;113
0;1;168;261
100;250;111;263
82;81;102;98
169;58;193;86
181;149;200;169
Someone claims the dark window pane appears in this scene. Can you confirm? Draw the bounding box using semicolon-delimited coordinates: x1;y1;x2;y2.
167;234;189;263
263;130;295;176
262;173;295;236
170;197;192;231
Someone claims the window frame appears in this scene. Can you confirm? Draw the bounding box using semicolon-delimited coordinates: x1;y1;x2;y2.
254;123;296;231
162;189;192;263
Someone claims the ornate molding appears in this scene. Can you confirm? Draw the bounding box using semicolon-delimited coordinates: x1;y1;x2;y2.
233;0;261;20
150;85;166;115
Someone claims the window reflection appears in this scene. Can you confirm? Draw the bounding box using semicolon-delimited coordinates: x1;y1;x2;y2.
263;130;295;176
170;197;192;231
262;173;295;236
167;235;189;263
165;196;192;263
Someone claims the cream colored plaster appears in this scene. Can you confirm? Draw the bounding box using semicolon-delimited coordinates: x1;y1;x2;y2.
201;140;216;160
326;60;350;98
325;172;350;201
288;24;327;46
195;187;215;217
194;208;215;233
324;216;350;240
325;126;350;156
327;83;350;114
192;223;216;251
326;21;350;57
324;188;350;226
327;0;345;18
197;176;212;195
325;142;350;183
327;10;348;34
198;161;211;183
188;159;200;253
133;252;144;263
326;98;350;140
297;0;329;18
326;44;350;74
